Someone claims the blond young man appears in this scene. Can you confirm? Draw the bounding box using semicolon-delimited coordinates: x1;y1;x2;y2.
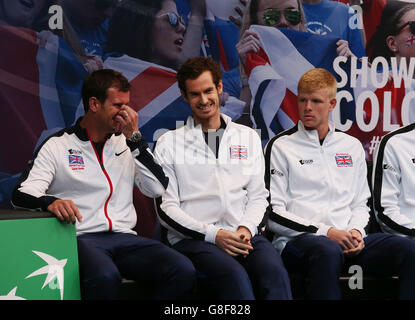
265;68;415;299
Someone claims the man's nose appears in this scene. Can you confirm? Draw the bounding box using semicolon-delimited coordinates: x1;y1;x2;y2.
200;93;209;104
304;100;312;110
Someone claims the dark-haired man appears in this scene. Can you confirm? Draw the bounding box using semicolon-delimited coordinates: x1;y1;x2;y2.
12;69;196;300
154;57;292;300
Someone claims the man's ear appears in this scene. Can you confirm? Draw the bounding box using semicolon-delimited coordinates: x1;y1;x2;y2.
217;80;223;95
89;97;100;112
329;97;337;112
180;90;188;103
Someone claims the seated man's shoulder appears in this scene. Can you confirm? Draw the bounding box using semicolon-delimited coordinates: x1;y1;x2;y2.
36;126;75;152
155;126;185;148
334;130;364;149
227;121;265;141
230;121;258;133
384;124;415;143
268;127;300;147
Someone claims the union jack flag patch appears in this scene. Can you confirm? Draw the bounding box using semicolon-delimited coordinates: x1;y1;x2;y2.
68;154;85;170
230;145;248;160
335;154;353;167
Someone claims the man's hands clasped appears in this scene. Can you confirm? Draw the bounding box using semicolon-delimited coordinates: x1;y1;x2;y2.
327;227;365;257
215;226;253;257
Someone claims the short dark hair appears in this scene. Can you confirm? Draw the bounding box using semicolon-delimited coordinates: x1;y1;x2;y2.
177;57;223;94
81;69;131;112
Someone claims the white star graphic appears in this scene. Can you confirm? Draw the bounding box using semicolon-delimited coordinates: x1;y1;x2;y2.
26;251;67;300
0;287;26;300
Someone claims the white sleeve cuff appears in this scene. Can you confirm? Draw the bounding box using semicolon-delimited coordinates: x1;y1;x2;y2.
347;226;367;239
316;224;332;237
205;224;221;244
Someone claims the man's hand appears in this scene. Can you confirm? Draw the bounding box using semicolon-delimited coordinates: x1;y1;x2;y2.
236;226;253;257
343;229;365;257
327;227;359;251
236;225;252;242
114;105;139;139
215;229;253;257
47;199;82;224
349;229;363;242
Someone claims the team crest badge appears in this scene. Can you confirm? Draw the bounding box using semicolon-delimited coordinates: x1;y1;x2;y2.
335;153;353;167
68;154;85;170
230;145;248;159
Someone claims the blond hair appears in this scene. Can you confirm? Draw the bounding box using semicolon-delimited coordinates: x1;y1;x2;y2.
298;68;337;99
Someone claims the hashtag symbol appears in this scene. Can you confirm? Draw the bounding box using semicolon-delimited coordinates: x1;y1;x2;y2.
369;136;381;155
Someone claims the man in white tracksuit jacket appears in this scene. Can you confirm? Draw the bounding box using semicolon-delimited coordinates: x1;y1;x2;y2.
266;68;415;299
154;57;292;300
12;69;196;300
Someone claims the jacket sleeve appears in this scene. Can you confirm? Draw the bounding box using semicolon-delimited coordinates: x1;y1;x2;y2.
12;139;60;211
128;138;169;198
237;132;269;237
265;139;333;238
153;135;221;244
346;145;370;237
372;136;415;236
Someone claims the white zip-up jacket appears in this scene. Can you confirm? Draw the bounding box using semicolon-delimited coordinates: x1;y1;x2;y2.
12;117;168;235
372;123;415;237
153;114;269;245
265;121;370;252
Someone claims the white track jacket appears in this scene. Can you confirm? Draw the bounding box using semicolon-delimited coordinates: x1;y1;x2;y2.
265;121;370;252
154;114;269;245
372;123;415;237
12;118;168;235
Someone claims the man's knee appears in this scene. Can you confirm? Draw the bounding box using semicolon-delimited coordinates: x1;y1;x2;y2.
80;268;122;300
391;236;415;264
82;267;122;286
310;237;344;266
160;248;197;288
172;254;197;281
